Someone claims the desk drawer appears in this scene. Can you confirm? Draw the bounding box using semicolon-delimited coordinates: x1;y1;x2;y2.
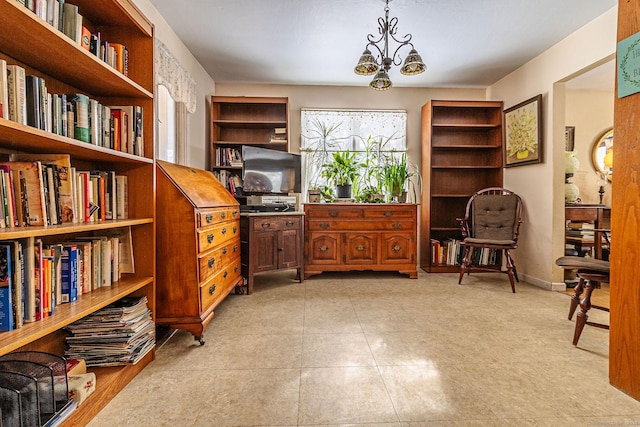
199;257;241;311
198;237;241;283
364;207;415;219
252;216;301;232
197;207;240;229
305;207;363;219
197;221;239;253
306;219;414;231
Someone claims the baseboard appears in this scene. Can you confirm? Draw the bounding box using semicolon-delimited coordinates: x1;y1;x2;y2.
520;273;554;291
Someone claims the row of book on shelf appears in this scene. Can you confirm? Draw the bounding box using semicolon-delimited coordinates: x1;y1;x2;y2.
212;169;243;197
268;126;287;143
215;147;243;167
0;60;144;156
0;154;128;229
0;226;135;332
16;0;129;76
430;238;500;266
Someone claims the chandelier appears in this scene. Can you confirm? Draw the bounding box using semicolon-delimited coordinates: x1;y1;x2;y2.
354;0;426;90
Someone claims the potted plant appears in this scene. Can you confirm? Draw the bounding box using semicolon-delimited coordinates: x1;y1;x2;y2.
321;150;361;199
381;152;420;203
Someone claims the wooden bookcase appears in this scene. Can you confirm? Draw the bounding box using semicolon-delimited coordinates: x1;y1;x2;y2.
209;96;289;200
420;100;503;273
0;1;155;425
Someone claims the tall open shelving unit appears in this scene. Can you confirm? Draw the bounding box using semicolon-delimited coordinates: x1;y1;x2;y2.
420;100;503;273
209;96;289;201
0;0;156;425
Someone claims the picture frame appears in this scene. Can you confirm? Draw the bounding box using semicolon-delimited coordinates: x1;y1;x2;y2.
565;126;575;151
503;94;543;167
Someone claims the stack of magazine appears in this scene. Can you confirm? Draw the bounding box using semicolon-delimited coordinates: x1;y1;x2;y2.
64;296;155;367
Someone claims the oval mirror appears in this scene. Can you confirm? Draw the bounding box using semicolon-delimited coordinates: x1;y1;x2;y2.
591;128;613;181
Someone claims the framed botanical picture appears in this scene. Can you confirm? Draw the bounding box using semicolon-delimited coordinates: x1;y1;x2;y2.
503;94;543;167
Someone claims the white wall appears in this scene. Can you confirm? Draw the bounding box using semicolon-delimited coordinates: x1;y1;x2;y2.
565;89;614;206
133;0;215;170
487;6;617;289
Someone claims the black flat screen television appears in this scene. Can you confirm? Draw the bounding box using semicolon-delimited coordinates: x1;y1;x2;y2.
242;146;301;194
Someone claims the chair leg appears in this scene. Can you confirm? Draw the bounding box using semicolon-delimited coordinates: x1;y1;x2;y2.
458;246;472;284
568;277;585;321
503;250;517;292
505;250;519;283
572;279;596;346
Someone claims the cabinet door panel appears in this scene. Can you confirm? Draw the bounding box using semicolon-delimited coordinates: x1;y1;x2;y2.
253;232;279;272
280;228;301;268
308;233;340;264
380;233;414;264
344;233;377;264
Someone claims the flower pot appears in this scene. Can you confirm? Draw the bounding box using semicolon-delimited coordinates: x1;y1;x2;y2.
336;184;352;198
308;189;321;203
517;150;529;159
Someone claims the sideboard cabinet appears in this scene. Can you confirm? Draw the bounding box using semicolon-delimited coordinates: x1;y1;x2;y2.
156;161;243;344
304;203;417;279
240;212;304;294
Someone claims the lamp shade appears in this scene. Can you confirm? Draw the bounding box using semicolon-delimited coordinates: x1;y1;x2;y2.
354;49;379;75
400;49;426;75
369;69;392;90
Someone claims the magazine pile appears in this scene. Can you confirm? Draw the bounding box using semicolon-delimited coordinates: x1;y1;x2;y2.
64;296;154;367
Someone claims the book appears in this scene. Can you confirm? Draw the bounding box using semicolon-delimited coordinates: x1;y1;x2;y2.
60;244;78;303
19;236;36;323
34;238;44;320
25;75;41;129
11;154;75;224
0;244;14;331
69;93;90;142
73;241;91;294
6;64;27;125
80;26;91;51
115;175;128;219
0;161;47;226
67;372;96;406
61;2;79;42
0;58;8;120
9;240;23;329
109;106;134;154
66;358;87;376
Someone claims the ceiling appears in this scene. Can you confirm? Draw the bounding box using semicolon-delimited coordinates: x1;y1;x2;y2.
148;0;617;88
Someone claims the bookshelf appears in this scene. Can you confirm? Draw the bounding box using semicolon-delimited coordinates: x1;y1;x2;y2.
209;96;289;199
0;0;155;425
420;100;504;273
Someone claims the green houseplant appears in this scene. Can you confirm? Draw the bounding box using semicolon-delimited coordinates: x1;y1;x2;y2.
321;150;361;199
381;152;420;202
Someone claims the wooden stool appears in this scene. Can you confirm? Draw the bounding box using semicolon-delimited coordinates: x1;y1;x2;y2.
555;256;610;346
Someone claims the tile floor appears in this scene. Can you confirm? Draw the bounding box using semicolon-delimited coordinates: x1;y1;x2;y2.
88;270;640;426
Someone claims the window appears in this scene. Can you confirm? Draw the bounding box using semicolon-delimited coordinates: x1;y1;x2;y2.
300;108;407;197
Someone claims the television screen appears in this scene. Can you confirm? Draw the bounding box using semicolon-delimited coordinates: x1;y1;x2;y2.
242;146;301;194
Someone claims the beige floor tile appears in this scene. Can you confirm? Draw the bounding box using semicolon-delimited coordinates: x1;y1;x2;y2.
298;366;399;424
302;333;376;367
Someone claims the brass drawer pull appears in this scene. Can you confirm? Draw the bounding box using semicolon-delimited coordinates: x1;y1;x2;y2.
233;225;237;233
319;245;329;252
261;222;271;228
356;245;365;251
223;271;228;279
319;223;330;229
384;211;393;217
221;212;226;219
232;210;238;217
392;245;401;252
221;227;227;235
286;220;294;227
222;247;227;255
233;245;238;252
234;265;238;273
392;223;402;229
329;210;338;217
205;214;213;223
208;258;215;268
207;234;214;243
209;284;216;295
